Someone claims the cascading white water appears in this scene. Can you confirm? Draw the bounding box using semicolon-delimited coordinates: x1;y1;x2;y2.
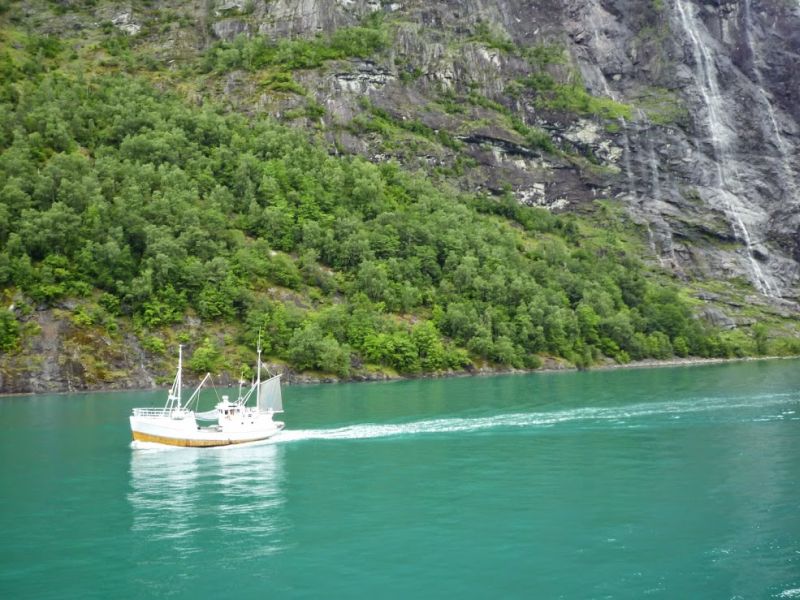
618;117;635;194
590;22;666;267
636;108;678;268
742;0;799;203
619;116;664;266
674;0;777;296
644;132;661;202
619;119;667;268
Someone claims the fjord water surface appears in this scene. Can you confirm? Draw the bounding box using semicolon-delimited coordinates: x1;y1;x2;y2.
1;359;800;598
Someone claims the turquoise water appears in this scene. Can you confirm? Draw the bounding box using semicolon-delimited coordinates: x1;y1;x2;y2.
2;359;800;598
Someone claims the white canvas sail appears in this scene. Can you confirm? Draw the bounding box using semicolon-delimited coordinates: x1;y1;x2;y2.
258;374;283;413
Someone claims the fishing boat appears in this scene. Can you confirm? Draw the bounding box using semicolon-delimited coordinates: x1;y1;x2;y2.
130;342;285;448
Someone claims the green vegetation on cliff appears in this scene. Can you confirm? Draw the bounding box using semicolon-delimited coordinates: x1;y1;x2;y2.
0;63;776;379
0;8;794;387
202;14;389;74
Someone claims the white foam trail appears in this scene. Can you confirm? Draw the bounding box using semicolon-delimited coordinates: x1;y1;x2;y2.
271;391;798;444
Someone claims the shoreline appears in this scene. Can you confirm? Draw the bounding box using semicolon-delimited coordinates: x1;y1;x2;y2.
573;354;798;372
379;354;799;383
1;354;797;398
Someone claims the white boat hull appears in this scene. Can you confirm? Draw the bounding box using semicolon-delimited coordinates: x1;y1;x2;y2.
130;413;284;448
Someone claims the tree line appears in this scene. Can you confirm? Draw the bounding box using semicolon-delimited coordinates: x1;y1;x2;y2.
0;68;764;375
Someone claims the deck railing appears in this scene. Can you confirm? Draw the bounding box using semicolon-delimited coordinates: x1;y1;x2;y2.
132;408;190;418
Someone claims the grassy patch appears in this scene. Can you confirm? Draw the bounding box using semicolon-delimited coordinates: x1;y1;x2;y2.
261;71;306;95
468;21;516;53
521;43;569;68
202;15;390;73
636;87;689;126
521;75;633;120
466;92;555;153
352;99;462;150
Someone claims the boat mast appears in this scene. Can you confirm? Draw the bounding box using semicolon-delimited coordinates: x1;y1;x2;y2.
255;332;262;409
177;344;182;409
166;345;183;412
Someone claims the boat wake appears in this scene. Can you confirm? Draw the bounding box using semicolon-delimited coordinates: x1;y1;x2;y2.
271;390;800;444
130;390;798;449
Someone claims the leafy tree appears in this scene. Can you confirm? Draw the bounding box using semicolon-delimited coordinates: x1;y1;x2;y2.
646;331;673;359
188;337;221;373
0;309;19;351
288;323;350;376
751;323;769;356
362;330;419;373
139;285;186;328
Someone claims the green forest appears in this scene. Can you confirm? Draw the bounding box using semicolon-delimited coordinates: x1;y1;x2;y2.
0;14;794;382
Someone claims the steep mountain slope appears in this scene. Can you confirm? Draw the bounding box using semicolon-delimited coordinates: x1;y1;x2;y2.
105;0;800;297
1;0;799;392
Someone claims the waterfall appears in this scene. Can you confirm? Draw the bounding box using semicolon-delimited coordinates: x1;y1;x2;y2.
618;117;664;264
633;110;663;206
742;0;799;203
645;134;661;203
636;109;678;268
589;19;614;100
622;118;667;267
591;19;666;268
673;0;776;297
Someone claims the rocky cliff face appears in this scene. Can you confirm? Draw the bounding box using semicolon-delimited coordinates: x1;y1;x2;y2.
604;0;800;299
4;0;799;392
179;0;800;300
31;0;800;300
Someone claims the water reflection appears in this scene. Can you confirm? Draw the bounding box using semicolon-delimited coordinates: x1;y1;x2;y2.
128;444;287;570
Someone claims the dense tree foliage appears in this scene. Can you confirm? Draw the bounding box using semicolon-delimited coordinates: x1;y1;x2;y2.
0;65;750;375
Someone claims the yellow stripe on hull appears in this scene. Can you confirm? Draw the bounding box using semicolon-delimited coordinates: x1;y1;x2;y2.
131;430;272;448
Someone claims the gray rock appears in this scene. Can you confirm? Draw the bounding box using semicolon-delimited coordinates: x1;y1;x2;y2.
700;307;737;330
215;1;246;17
111;11;141;35
211;19;251;40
